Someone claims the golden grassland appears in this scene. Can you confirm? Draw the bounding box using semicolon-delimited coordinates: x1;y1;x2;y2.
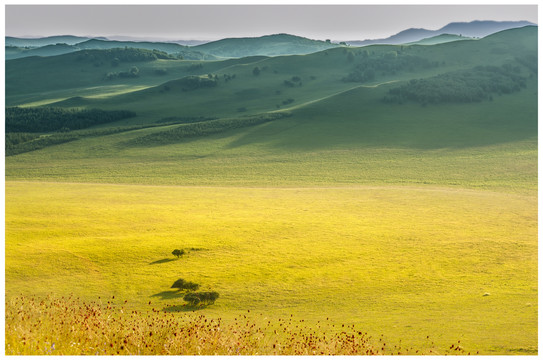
5;181;537;354
5;294;470;355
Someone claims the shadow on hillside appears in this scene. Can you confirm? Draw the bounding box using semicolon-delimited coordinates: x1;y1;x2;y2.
151;290;185;300
223;83;537;152
162;304;208;313
149;258;178;265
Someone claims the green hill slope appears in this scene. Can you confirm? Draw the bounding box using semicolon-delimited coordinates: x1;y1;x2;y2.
194;33;339;57
5;26;537;193
5;35;92;47
5;38;216;61
407;34;474;45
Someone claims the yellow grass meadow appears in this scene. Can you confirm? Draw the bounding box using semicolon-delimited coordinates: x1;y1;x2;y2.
5;181;537;354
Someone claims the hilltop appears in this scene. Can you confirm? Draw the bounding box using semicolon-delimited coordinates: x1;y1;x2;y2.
193;33;339;57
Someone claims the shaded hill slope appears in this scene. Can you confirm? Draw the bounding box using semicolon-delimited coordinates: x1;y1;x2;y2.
5;35;93;47
22;26;535;124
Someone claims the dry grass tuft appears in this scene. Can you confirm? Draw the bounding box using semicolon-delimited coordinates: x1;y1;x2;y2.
5;295;470;355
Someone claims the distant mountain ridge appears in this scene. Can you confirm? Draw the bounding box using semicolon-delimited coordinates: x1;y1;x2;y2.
5;38;216;61
346;20;535;46
5;35;95;47
5;20;536;61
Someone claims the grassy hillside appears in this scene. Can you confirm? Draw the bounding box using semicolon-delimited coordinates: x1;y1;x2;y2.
6;43;77;60
407;34;474;45
5;26;538;355
5;35;92;46
194;33;339;57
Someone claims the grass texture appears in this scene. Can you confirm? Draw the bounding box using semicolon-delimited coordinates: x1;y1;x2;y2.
5;181;537;354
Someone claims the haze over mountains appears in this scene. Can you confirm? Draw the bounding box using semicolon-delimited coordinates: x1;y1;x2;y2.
345;20;535;46
5;20;535;60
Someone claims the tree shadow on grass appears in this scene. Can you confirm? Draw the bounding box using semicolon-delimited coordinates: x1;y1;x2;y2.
149;258;178;265
162;304;208;313
150;290;185;300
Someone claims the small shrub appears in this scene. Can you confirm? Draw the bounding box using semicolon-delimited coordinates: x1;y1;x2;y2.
171;278;199;291
282;98;295;105
172;249;185;258
183;291;219;306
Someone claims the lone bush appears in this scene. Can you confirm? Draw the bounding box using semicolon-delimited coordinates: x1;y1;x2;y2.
183;291;219;306
171;278;199;291
172;249;185;258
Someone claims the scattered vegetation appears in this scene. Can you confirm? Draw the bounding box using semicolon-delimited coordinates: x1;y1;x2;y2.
75;48;176;65
343;53;439;83
129;112;291;146
171;75;218;91
282;98;295;105
384;64;528;105
283;76;302;88
171;249;185;258
105;66;140;80
223;73;236;82
171;279;199;291
5;107;136;133
5;125;153;156
183;291;219;306
5;295;472;355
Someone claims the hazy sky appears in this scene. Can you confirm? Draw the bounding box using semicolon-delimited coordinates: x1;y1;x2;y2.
5;4;538;41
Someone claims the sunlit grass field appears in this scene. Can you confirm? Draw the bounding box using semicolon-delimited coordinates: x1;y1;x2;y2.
5;181;537;354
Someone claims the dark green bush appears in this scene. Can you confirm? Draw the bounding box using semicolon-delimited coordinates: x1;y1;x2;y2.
343;54;438;83
5;107;136;133
171;279;199;291
384;64;528;105
172;249;185;258
183;292;219;306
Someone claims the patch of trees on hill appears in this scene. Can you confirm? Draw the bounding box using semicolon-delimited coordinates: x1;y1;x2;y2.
6;107;136;133
343;52;440;83
75;48;177;66
105;66;140;80
6;125;153;156
130;112;291;146
161;75;218;92
383;64;527;105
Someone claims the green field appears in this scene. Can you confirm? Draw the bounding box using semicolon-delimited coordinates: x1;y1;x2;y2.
4;26;538;354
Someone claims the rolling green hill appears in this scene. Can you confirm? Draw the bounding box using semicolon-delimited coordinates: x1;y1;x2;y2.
407;33;474;45
194;33;339;57
5;35;92;47
5;38;216;61
5;26;538;355
5;26;537;193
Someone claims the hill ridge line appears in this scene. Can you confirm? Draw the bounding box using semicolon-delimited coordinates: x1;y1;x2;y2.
278;80;400;112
